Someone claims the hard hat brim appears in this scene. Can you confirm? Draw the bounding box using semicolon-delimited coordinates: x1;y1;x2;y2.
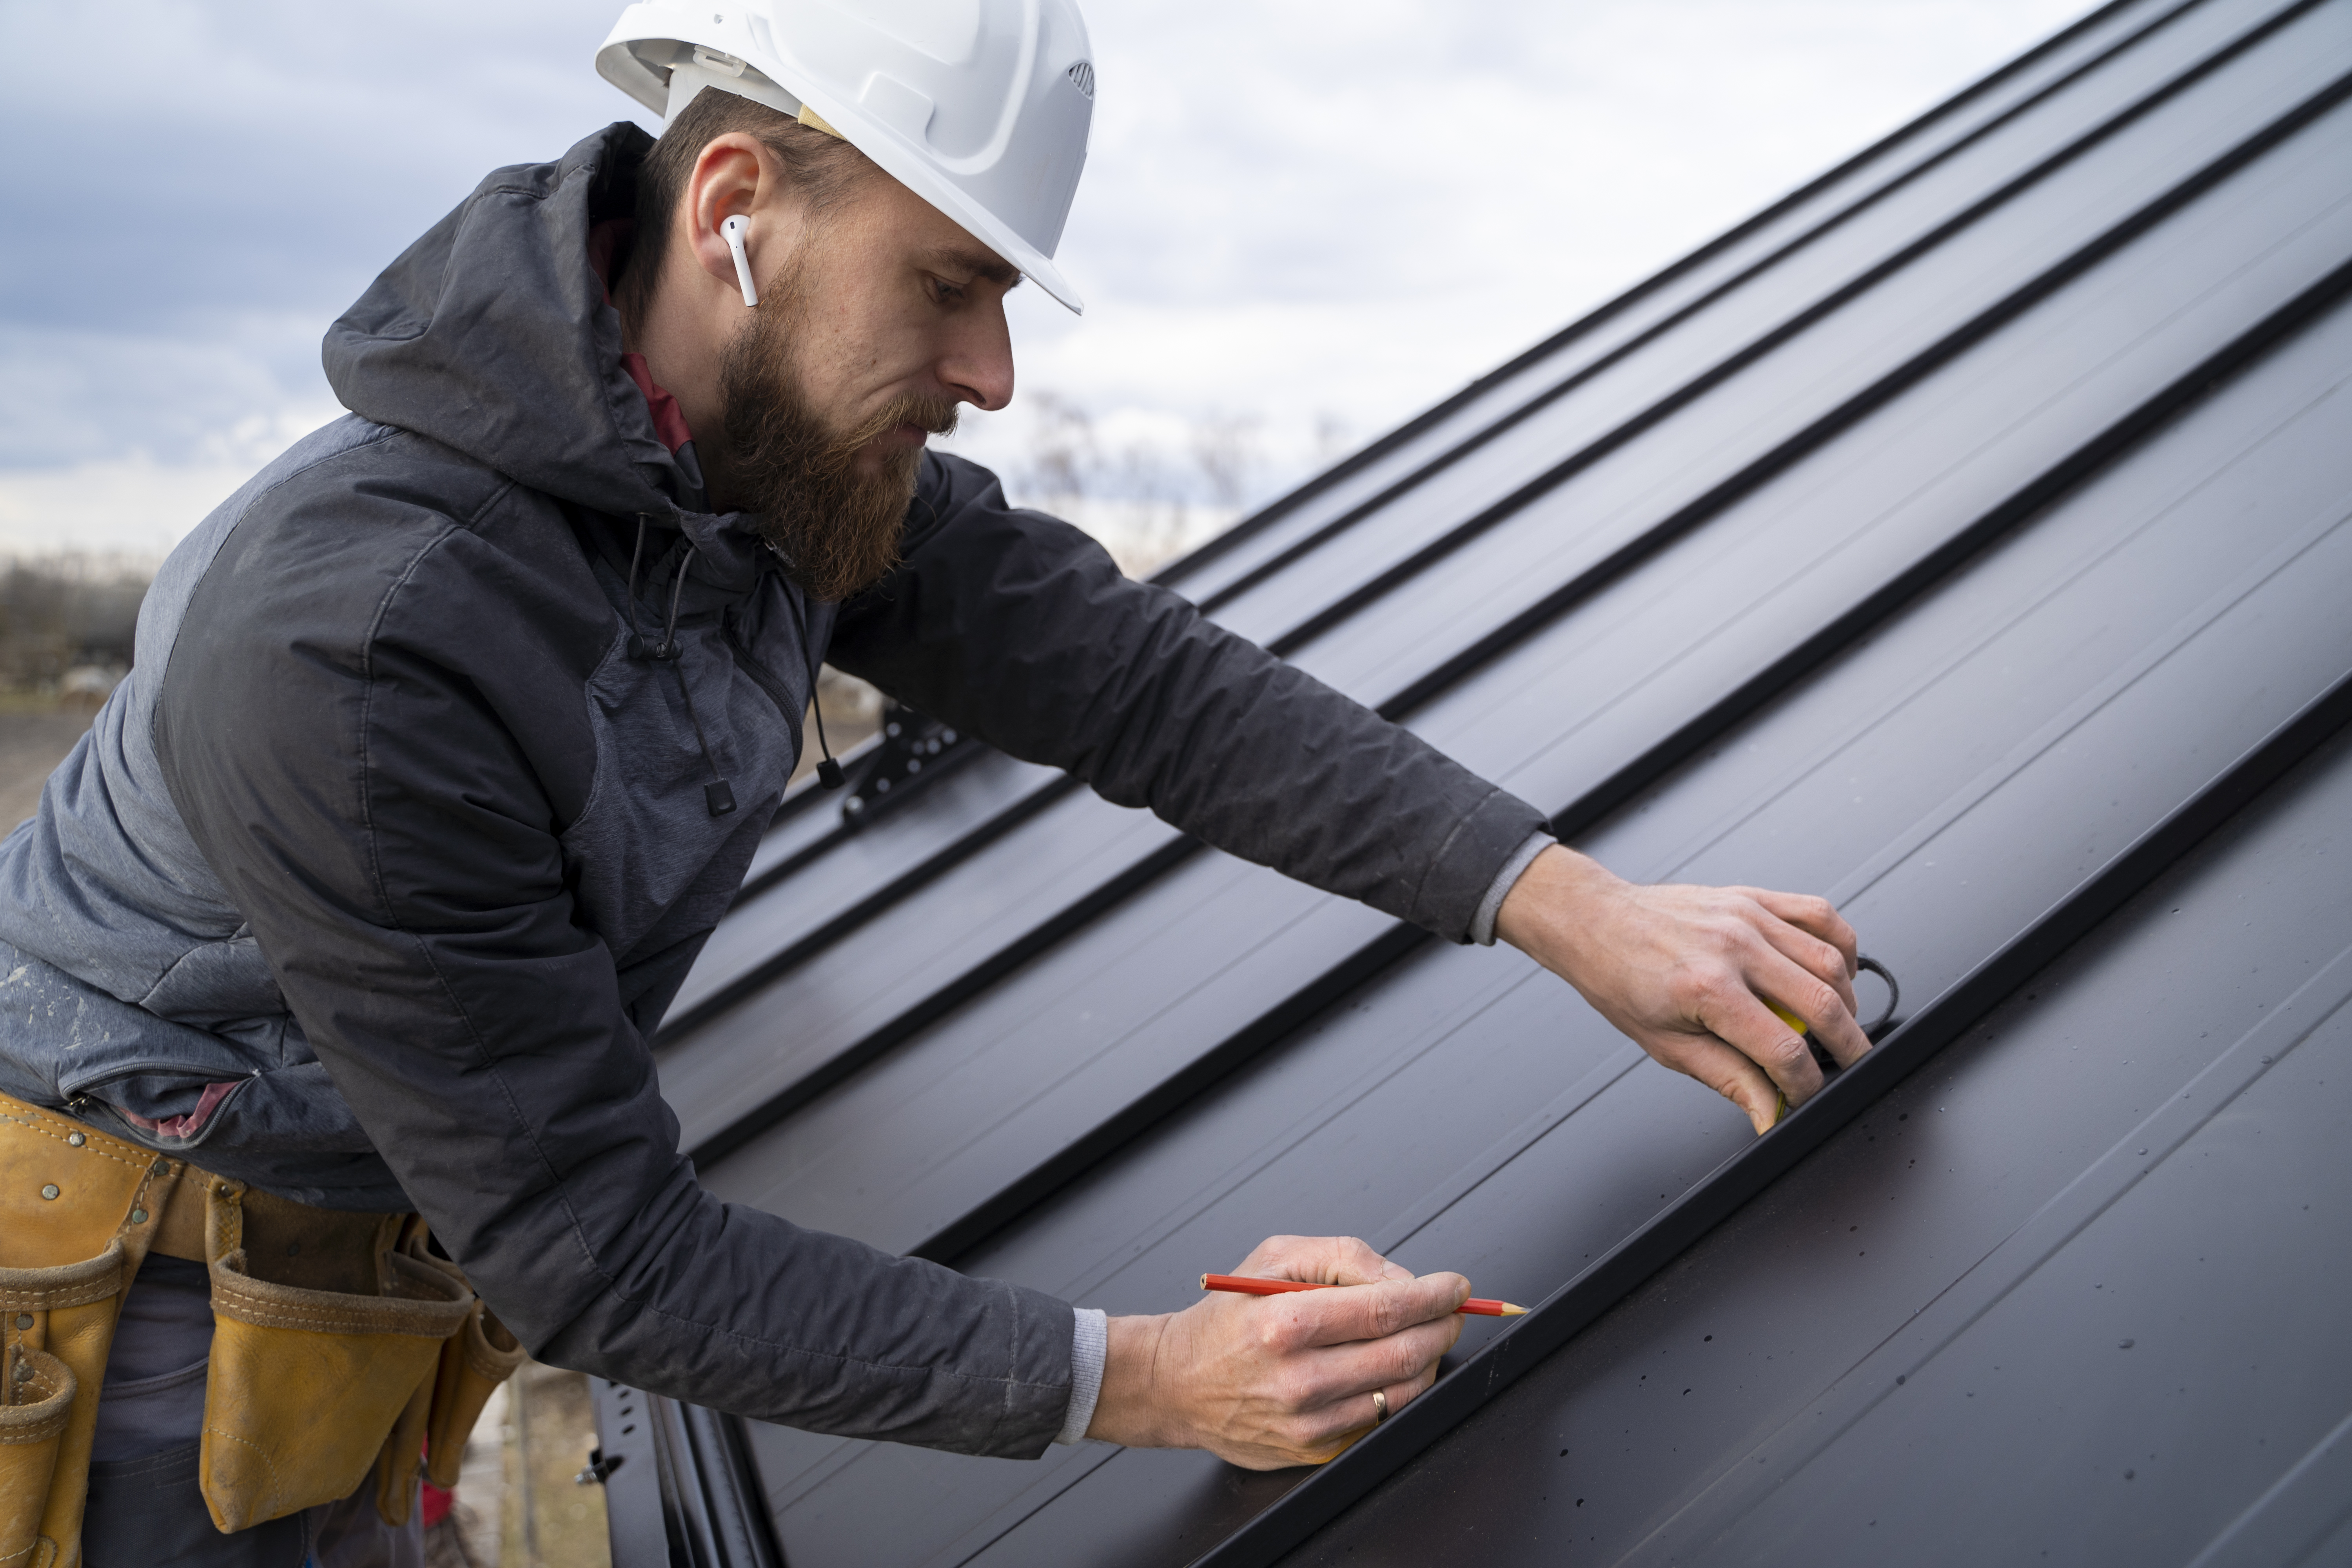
796;80;1085;316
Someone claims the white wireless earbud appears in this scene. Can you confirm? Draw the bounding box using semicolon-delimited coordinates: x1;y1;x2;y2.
720;214;759;308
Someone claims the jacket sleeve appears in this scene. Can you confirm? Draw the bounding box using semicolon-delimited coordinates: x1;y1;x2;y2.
154;471;1074;1457
828;453;1550;941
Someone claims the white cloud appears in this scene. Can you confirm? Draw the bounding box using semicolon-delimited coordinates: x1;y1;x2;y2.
0;318;338;470
0;459;256;563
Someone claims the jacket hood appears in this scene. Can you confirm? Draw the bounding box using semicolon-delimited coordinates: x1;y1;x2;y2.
325;123;704;529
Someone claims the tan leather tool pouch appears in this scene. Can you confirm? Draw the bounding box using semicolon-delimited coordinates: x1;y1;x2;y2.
0;1094;180;1568
421;1296;524;1492
0;1346;74;1568
370;1224;525;1528
197;1181;472;1534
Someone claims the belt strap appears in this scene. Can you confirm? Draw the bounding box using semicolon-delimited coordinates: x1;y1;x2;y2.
0;1092;353;1268
0;1092;188;1273
149;1164;209;1265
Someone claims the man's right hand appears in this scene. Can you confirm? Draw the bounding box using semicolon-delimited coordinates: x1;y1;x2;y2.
1083;1235;1470;1468
1495;845;1869;1134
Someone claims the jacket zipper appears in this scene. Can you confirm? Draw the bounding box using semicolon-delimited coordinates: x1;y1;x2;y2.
722;625;801;722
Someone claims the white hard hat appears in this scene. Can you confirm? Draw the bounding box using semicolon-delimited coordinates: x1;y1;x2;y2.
597;0;1094;314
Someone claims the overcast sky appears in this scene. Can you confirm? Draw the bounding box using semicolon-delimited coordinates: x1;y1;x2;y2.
0;0;2092;558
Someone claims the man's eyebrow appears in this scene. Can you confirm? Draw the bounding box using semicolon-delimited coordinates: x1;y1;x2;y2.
926;245;1020;287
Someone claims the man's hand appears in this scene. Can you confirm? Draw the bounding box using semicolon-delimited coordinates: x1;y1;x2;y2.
1495;845;1867;1134
1085;1236;1468;1468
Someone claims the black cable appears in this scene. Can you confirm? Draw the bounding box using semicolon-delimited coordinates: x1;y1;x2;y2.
803;611;844;790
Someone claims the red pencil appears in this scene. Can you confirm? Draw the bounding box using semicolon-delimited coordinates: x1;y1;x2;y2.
1200;1273;1528;1317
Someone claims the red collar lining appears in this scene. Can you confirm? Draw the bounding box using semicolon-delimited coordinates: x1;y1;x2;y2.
589;219;695;454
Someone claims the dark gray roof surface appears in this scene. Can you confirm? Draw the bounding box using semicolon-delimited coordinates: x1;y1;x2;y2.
590;0;2352;1561
1290;723;2352;1566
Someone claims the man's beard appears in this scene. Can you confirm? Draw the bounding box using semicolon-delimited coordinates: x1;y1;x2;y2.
717;267;959;603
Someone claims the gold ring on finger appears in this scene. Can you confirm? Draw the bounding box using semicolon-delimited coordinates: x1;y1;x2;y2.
1372;1389;1389;1425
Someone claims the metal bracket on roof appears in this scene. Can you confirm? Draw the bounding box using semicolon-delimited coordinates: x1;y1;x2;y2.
840;703;979;826
591;1377;783;1568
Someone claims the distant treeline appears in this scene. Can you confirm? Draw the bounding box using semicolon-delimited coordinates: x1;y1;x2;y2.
0;555;152;690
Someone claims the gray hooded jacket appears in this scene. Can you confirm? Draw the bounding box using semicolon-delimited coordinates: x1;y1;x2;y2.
0;124;1548;1456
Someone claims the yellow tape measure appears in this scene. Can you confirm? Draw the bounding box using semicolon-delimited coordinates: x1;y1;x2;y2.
1764;956;1900;1126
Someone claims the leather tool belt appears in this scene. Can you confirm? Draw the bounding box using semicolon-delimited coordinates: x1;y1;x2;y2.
0;1092;523;1568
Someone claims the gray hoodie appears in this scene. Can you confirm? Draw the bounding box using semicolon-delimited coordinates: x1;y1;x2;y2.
0;124;1548;1456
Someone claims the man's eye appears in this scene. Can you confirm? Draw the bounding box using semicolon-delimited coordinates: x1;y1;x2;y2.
931;278;964;304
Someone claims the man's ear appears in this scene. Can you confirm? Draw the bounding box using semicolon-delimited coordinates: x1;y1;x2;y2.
683;132;795;295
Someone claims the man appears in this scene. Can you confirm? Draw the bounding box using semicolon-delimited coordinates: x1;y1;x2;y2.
0;2;1867;1563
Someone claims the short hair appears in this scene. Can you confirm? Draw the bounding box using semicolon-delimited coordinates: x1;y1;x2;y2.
619;86;876;313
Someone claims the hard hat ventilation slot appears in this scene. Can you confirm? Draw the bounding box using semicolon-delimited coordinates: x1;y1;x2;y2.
1065;61;1094;99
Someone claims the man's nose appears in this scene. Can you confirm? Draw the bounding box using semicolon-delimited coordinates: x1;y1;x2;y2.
940;314;1015;412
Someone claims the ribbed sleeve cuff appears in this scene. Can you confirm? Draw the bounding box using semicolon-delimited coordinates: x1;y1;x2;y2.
1404;782;1553;942
1053;1308;1108;1445
1470;831;1556;946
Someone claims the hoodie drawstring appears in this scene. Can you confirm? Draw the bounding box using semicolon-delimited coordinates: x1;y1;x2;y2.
624;515;653;659
628;515;736;817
